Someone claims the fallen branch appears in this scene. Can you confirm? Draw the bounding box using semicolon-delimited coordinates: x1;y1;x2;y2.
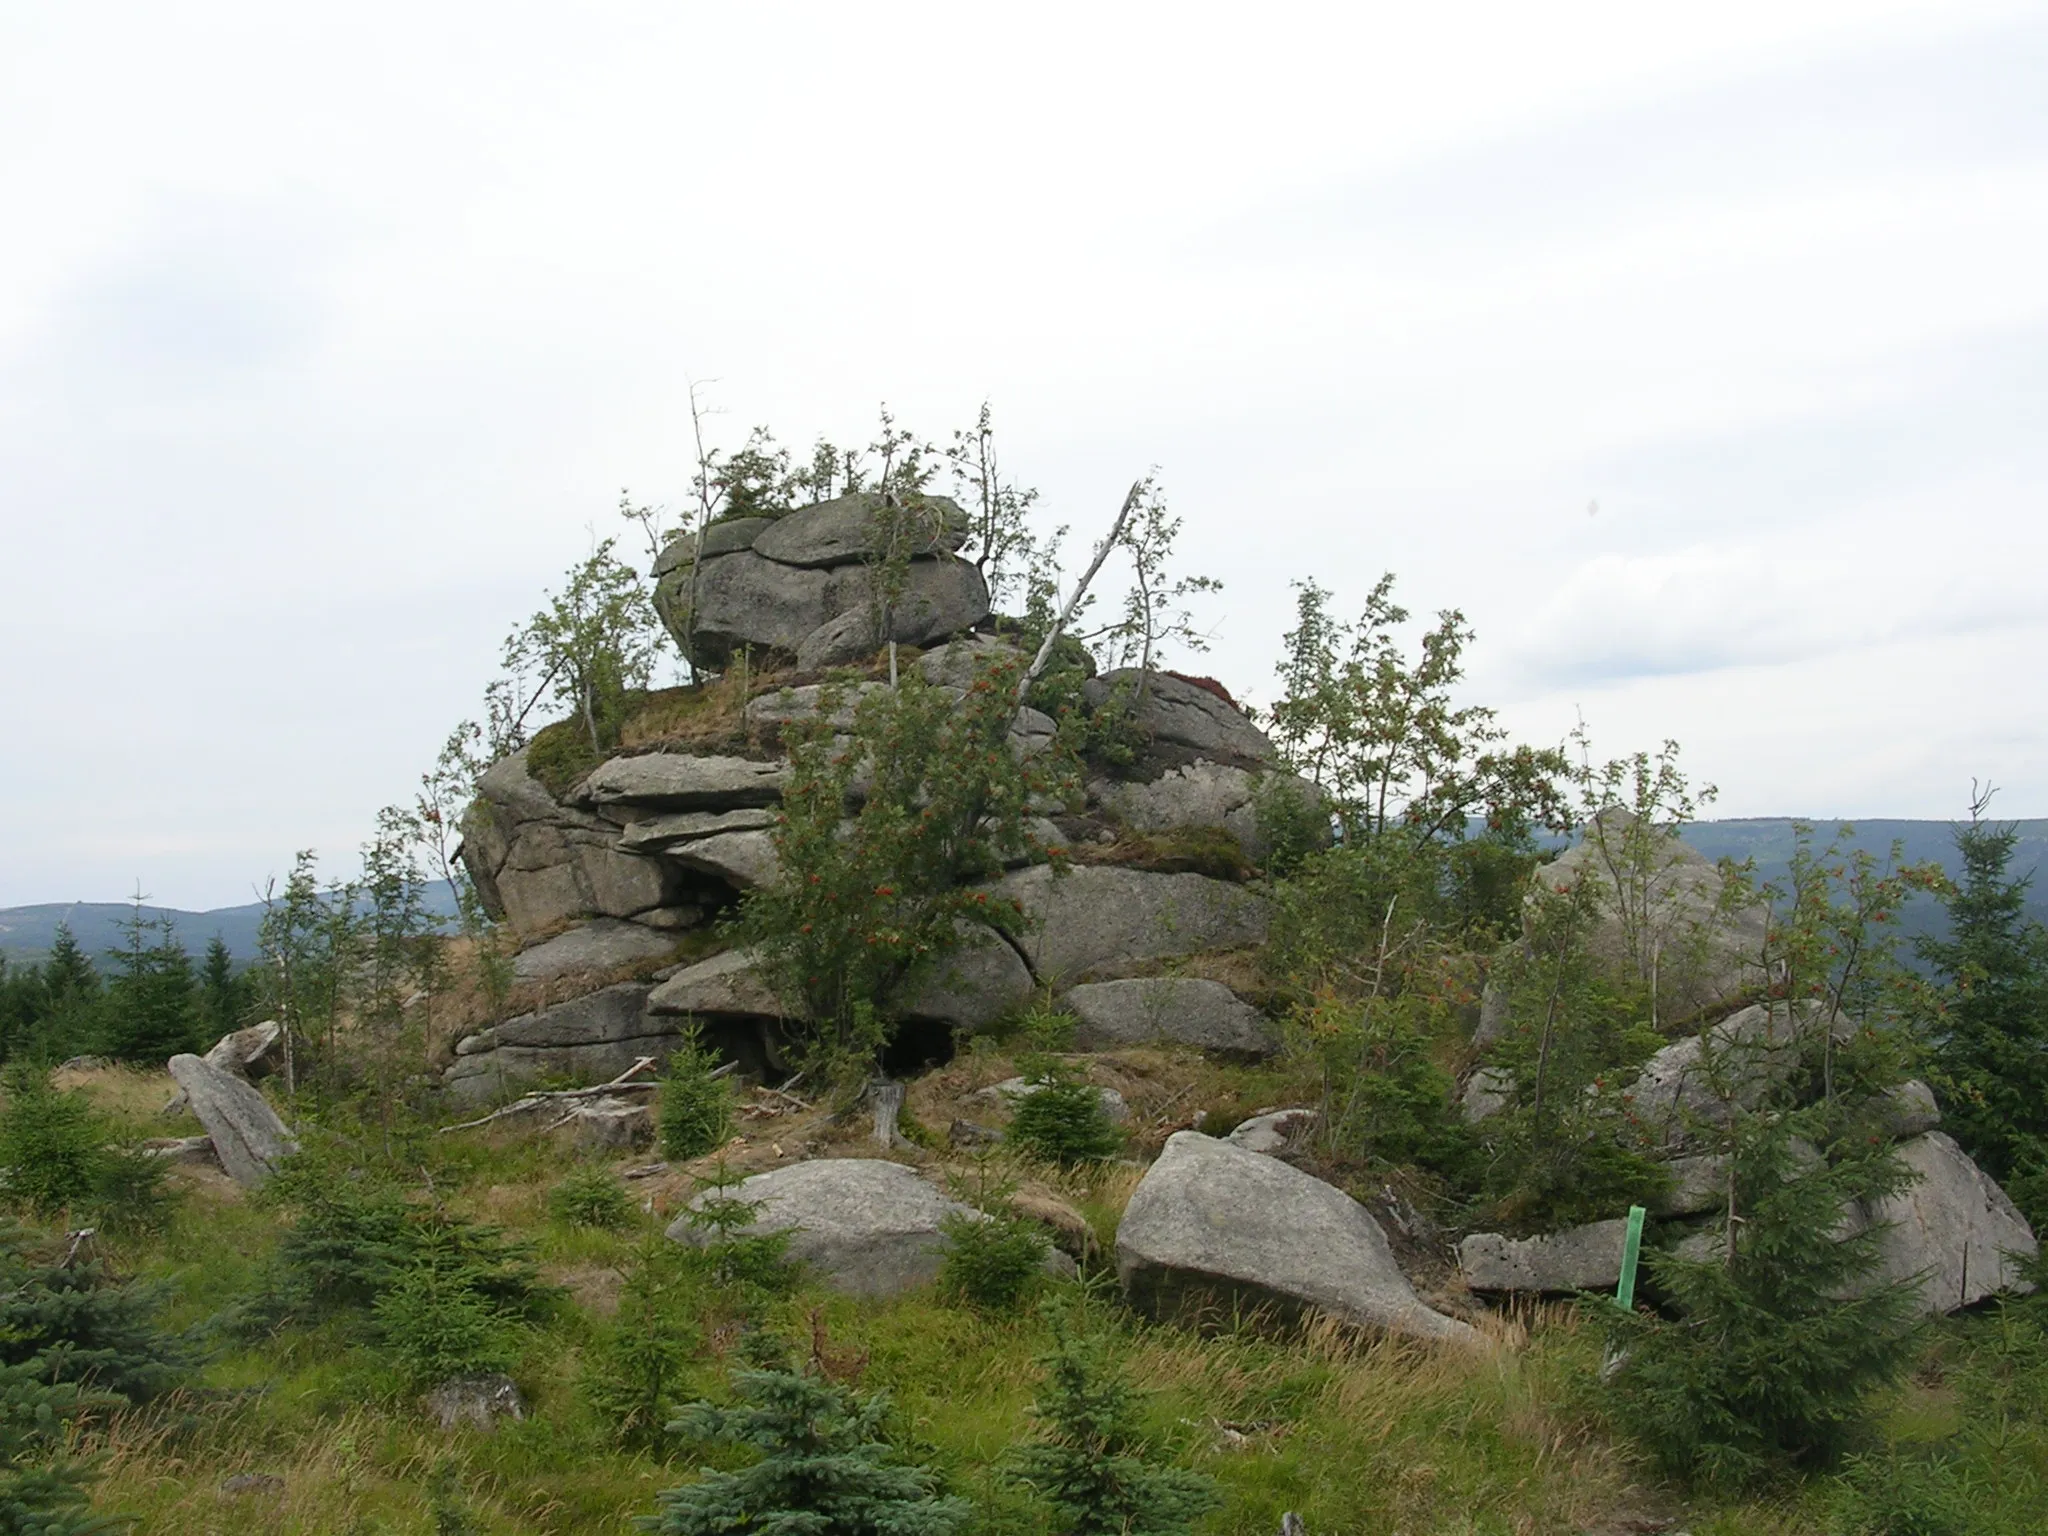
437;1057;735;1134
1016;479;1145;706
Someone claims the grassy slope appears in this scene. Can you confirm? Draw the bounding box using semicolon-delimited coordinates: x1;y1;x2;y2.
42;1055;2048;1536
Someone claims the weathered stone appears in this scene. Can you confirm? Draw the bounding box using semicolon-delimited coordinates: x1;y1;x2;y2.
493;863;592;935
467;984;656;1053
618;807;776;854
581;845;683;918
634;903;710;931
743;683;889;734
140;1134;218;1166
1882;1080;1942;1139
665;1158;1066;1296
669;829;781;890
445;985;682;1102
575;753;786;811
991;865;1271;985
901;925;1034;1033
1062;978;1278;1057
917;633;1027;688
1227;1108;1318;1155
1856;1131;2038;1315
561;1098;654;1152
796;561;993;669
656;548;836;664
1654;1153;1729;1216
421;1373;527;1431
949;1119;1003;1149
646;947;791;1019
511;920;679;983
1092;763;1323;863
750;492;969;569
1117;1132;1476;1344
1459;1219;1630;1294
219;1473;286;1497
1620;1002;1855;1149
977;1075;1130;1122
1083;670;1273;767
166;1054;298;1188
1519;808;1770;1033
1461;1067;1513;1125
202;1020;283;1080
653;516;774;575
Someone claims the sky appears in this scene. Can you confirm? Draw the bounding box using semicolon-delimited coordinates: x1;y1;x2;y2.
2;1;2044;911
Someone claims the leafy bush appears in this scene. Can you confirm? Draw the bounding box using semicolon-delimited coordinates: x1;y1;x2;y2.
1289;993;1477;1179
645;1360;971;1536
658;1029;732;1161
938;1209;1050;1313
1005;1070;1122;1167
549;1167;636;1230
1004;1317;1218;1536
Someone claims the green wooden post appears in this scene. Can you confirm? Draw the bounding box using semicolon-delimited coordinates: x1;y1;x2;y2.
1614;1205;1647;1311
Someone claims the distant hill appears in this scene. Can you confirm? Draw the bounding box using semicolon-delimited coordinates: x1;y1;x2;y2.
0;884;461;967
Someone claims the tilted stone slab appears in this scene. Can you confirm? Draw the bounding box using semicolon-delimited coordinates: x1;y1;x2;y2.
1117;1132;1477;1344
668;829;781;890
646;947;792;1019
1082;669;1274;766
1459;1219;1631;1294
1063;977;1278;1057
511;920;680;983
618;808;777;854
167;1053;298;1187
1856;1131;2037;1315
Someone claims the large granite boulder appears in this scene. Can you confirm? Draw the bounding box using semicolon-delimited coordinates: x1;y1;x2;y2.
1082;670;1273;768
1062;978;1278;1057
574;753;786;812
166;1054;298;1187
901;924;1035;1033
1620;1002;1854;1149
202;1020;284;1080
1116;1132;1477;1344
646;947;790;1020
1480;809;1769;1045
1856;1131;2037;1315
445;983;667;1103
991;866;1271;986
664;1157;1067;1296
1459;1219;1630;1295
651;493;990;671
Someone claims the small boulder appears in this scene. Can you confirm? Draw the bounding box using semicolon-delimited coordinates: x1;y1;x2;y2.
669;828;781;890
166;1054;298;1188
1063;978;1278;1057
562;1097;654;1153
646;947;791;1020
900;924;1035;1033
1653;1153;1728;1217
421;1373;527;1432
139;1134;218;1167
664;1158;1061;1296
1881;1080;1942;1139
1082;670;1273;767
1227;1108;1319;1156
617;807;776;854
1460;1067;1513;1125
1458;1219;1631;1295
202;1020;284;1080
1116;1132;1477;1344
218;1473;286;1498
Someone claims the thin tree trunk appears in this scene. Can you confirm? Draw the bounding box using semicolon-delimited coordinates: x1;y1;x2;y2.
1016;481;1145;706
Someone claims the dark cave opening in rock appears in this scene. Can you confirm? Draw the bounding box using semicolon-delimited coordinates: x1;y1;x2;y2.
880;1014;957;1077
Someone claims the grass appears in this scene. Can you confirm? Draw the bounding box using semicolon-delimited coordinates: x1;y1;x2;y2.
16;1061;2046;1534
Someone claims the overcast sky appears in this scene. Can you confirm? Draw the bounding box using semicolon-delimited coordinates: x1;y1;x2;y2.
2;1;2044;911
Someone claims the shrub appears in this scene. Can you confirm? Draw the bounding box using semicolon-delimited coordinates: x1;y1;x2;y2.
658;1029;733;1161
938;1209;1050;1313
645;1360;970;1536
1004;1317;1218;1536
0;1069;102;1218
672;1161;796;1296
373;1261;519;1389
583;1238;704;1449
549;1167;636;1230
1006;1070;1122;1167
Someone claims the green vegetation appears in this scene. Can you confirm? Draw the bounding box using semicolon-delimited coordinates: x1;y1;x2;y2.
1004;1069;1124;1168
657;1029;734;1161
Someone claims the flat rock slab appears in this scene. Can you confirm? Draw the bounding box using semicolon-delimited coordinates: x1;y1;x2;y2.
1063;977;1277;1057
646;947;791;1019
512;920;678;983
575;753;786;811
1116;1132;1477;1344
992;865;1271;986
665;1158;1067;1296
166;1053;298;1187
1859;1131;2038;1315
751;491;968;569
1459;1218;1631;1294
617;807;776;854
